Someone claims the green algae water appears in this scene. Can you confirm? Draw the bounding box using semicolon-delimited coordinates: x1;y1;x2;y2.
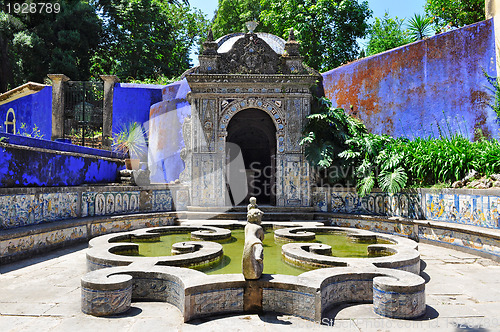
120;229;385;276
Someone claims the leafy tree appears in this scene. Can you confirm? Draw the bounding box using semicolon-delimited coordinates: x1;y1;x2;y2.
0;0;101;92
0;10;22;92
90;0;209;80
211;0;261;39
211;0;372;72
407;13;433;41
424;0;485;32
366;13;412;56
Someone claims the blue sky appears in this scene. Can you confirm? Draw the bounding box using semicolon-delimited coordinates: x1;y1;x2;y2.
188;0;427;65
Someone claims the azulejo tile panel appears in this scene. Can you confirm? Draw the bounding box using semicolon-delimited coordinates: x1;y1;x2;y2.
418;226;500;257
190;288;244;316
312;189;500;230
82;191;140;217
152;190;173;212
311;189;423;219
425;193;500;229
90;216;176;237
0;226;86;257
0;193;78;230
330;217;417;239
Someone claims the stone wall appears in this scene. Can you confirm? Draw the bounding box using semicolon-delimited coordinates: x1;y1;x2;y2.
311;187;500;260
0;133;124;187
322;19;498;140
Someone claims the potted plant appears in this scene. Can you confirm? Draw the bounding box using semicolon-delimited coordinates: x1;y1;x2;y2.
113;122;148;170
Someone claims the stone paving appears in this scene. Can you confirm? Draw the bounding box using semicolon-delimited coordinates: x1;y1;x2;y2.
1;242;499;332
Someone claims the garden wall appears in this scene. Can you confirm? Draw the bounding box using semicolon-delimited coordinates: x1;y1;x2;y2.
0;184;188;230
0;133;124;187
322;18;499;140
0;85;52;139
112;83;164;134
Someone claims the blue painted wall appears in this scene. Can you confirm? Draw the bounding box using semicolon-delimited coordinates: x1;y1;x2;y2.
0;133;123;187
322;19;498;140
0;86;52;139
148;79;191;183
112;83;164;136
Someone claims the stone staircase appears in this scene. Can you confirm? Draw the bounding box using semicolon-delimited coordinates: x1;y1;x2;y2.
176;205;328;223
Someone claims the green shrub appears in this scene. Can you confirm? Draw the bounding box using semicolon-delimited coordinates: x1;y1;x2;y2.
301;97;500;196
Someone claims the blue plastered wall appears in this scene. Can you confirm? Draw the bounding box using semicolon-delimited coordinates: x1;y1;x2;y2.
112;83;164;136
0;86;52;139
322;19;499;140
0;133;123;187
148;79;191;183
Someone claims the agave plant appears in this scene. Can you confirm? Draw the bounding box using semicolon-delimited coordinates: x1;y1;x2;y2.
407;13;433;41
113;122;148;160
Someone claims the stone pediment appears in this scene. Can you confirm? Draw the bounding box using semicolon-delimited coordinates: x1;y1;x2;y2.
184;30;320;78
219;34;281;74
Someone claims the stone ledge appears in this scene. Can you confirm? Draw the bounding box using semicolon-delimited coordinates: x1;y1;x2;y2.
0;211;179;264
0;183;181;195
326;213;500;262
324;213;500;242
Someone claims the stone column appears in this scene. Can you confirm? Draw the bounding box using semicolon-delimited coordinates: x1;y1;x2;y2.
486;0;500;76
47;74;70;141
100;75;120;151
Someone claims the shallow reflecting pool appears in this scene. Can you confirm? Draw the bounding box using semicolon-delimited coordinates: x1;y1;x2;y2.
118;229;392;276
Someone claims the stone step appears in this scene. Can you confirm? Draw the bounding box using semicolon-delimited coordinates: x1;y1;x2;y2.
119;169;134;177
178;219;326;227
177;211;322;221
186;205;316;213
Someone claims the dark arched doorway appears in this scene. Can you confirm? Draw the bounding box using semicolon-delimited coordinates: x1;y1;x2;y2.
226;108;276;205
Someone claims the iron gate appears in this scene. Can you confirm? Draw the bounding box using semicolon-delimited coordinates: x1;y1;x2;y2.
63;81;104;148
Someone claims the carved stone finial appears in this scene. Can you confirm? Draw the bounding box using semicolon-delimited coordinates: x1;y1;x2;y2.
207;28;214;42
288;28;296;41
202;29;218;55
245;21;259;34
285;28;300;57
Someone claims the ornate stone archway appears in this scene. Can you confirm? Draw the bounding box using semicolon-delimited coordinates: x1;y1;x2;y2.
226;107;277;205
181;28;321;207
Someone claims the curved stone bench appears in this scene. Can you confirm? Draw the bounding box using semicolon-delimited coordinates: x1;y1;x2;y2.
81;265;426;321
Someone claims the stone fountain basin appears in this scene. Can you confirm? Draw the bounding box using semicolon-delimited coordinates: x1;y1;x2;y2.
82;224;426;322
